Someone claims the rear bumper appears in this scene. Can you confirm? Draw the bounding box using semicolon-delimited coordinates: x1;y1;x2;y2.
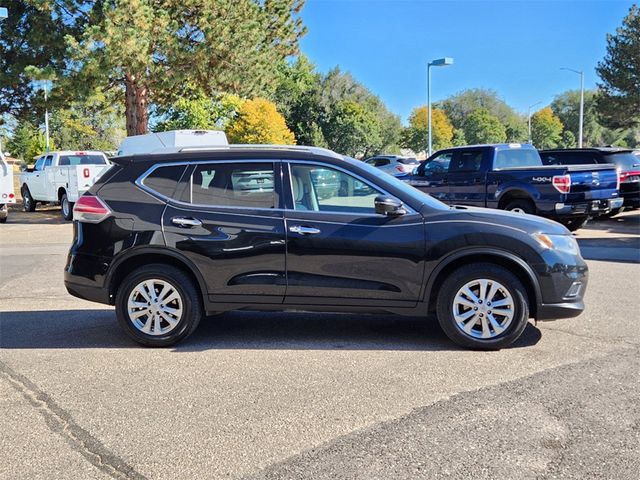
553;197;623;217
65;279;110;304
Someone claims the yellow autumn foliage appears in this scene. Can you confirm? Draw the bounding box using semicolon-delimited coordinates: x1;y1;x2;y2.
227;98;295;145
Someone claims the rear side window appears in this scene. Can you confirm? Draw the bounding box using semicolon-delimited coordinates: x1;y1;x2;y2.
494;149;543;169
186;162;277;208
143;165;188;199
606;153;640;170
59;154;107;166
398;158;419;165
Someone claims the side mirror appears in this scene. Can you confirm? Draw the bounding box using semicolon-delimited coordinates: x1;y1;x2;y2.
375;195;406;216
19;163;27;172
412;167;419;175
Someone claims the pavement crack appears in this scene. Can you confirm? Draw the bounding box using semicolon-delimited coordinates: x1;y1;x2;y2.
0;359;147;480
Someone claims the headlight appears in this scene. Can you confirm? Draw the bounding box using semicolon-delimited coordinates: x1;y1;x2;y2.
532;233;579;254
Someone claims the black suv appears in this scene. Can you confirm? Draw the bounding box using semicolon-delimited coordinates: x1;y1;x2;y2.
65;145;588;350
540;148;640;215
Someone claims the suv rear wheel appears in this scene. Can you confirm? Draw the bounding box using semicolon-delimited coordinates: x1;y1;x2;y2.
115;264;202;347
436;263;530;350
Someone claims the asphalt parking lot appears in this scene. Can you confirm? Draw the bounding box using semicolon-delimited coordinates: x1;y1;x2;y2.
1;206;639;480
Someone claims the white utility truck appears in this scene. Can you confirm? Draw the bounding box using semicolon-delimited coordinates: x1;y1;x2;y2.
0;152;17;223
20;150;111;220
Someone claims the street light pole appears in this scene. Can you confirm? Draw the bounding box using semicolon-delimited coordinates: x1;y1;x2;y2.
528;101;542;144
561;67;585;147
427;57;453;157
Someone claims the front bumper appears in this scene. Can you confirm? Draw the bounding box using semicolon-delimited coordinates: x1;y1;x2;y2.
554;197;623;216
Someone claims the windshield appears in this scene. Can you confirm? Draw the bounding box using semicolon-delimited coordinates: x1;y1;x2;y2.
346;156;449;210
607;152;640;170
59;154;107;166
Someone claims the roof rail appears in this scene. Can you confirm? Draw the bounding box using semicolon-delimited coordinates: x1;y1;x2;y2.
179;144;343;159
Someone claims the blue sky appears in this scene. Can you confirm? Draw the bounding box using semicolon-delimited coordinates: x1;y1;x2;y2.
299;0;634;122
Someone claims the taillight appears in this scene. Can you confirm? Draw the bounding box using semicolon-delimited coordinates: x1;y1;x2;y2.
552;175;571;194
395;165;404;172
619;170;640;183
73;195;111;223
83;168;90;178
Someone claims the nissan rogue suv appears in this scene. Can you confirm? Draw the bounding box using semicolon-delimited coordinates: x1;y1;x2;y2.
65;144;589;350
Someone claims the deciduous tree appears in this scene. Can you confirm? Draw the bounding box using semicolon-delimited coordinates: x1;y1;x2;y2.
462;109;507;144
531;107;564;149
226;98;295;145
400;107;453;153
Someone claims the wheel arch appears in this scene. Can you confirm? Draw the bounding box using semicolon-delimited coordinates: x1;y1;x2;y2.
106;248;208;307
497;188;536;209
424;248;541;318
57;187;67;200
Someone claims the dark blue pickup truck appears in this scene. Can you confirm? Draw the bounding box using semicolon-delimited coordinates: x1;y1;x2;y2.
402;144;622;231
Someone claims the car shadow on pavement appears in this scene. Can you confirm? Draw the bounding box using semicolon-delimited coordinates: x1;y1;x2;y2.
586;210;639;235
577;236;640;263
0;309;542;351
5;205;67;225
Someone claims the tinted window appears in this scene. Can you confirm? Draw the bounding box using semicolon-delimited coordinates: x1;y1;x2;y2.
540;152;598;165
449;151;483;173
422;152;453;173
34;157;45;171
44;155;53;168
59;154;107;166
290;164;382;214
494;149;543;169
143;165;188;199
189;162;276;208
606;153;640;170
367;158;391;167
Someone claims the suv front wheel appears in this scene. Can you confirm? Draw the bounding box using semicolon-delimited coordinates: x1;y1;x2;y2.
115;264;202;347
436;263;530;350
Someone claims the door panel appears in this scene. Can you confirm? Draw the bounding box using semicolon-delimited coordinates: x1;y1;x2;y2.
446;150;487;207
162;161;286;304
284;162;425;305
408;152;452;202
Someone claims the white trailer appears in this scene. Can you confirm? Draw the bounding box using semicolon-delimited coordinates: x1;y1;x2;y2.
0;152;17;223
19;150;111;220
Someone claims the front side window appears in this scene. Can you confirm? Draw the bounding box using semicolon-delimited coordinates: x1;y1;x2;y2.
290;164;382;214
34;157;45;171
187;162;276;208
44;156;53;168
423;152;453;173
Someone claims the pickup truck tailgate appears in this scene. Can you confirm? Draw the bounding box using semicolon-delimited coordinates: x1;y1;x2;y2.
73;165;111;195
567;165;618;200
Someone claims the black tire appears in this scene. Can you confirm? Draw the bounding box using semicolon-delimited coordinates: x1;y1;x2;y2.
0;205;6;223
60;193;74;221
115;264;203;347
436;262;530;350
21;186;36;212
559;216;589;232
503;198;535;214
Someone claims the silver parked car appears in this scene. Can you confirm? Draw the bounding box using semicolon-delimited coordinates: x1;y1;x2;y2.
364;155;420;176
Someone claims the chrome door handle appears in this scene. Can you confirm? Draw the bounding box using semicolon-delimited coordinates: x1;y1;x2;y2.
171;217;202;228
289;225;321;235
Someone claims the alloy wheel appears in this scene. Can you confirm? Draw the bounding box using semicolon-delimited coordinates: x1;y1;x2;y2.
127;279;183;335
452;279;514;339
